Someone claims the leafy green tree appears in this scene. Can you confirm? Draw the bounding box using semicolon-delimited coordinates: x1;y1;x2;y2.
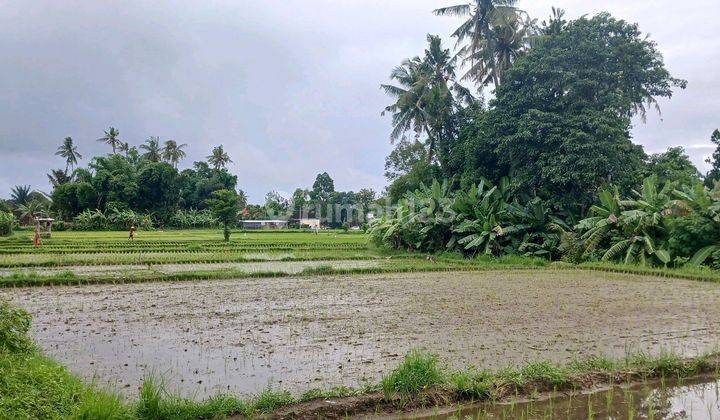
386;161;442;204
88;155;139;211
291;188;310;218
47;169;71;187
136;162;180;223
355;188;377;217
207;145;232;170
208;189;240;241
705;129;720;188
264;190;289;218
645;146;700;187
311;172;335;202
117;141;130;156
237;189;248;209
55;137;82;173
140;136;163;162
384;138;427;180
162;140;187;168
178;161;237;210
466;13;686;209
97;127;121;154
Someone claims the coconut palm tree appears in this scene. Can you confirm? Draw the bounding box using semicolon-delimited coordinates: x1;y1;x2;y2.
461;13;534;86
97;127;122;154
162;140;187;168
140;136;162;162
434;0;528;88
117;141;130;157
207;145;233;170
55;137;82;173
381;35;460;163
47;169;71;187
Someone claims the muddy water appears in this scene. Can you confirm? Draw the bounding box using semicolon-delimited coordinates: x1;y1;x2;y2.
422;377;720;419
4;271;720;400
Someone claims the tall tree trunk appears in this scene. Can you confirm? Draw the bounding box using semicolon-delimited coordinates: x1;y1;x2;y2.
425;126;435;164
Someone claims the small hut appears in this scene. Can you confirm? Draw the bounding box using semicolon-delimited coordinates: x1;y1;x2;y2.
34;217;54;238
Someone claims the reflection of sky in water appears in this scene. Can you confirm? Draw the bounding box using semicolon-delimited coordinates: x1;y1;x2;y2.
443;378;720;419
665;380;720;419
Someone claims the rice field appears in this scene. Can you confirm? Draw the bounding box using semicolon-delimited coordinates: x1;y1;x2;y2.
3;229;720;418
0;230;387;278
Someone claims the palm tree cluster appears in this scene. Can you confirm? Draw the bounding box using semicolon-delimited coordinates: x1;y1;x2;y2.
370;176;720;269
57;127;236;176
382;1;536;168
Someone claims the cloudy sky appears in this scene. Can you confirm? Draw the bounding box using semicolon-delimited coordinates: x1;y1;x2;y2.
1;1;718;202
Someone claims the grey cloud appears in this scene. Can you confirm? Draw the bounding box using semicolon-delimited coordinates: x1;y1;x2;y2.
1;0;718;202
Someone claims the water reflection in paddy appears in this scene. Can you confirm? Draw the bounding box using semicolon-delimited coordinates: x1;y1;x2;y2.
423;377;720;419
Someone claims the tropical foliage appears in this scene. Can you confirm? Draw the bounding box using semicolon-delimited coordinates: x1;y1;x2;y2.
0;212;15;236
371;176;720;269
208;189;240;241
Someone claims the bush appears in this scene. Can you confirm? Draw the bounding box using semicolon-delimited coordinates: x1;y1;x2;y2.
0;301;34;354
73;209;109;230
73;209;153;231
381;350;444;397
0;211;15;236
52;220;70;231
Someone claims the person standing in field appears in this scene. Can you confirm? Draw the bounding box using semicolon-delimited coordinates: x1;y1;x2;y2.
129;225;136;241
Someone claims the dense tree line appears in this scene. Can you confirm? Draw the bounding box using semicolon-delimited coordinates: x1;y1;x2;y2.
1;128;377;232
380;4;719;208
373;3;720;268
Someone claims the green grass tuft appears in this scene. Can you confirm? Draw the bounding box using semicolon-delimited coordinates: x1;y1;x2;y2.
252;388;295;412
135;377;248;419
381;350;444;398
447;370;492;399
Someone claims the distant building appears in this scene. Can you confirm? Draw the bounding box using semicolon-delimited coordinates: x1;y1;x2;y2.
240;220;288;230
298;218;321;229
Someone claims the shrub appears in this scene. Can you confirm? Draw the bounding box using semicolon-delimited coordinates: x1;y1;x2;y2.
381;350;444;397
0;211;15;236
0;301;34;354
73;209;109;231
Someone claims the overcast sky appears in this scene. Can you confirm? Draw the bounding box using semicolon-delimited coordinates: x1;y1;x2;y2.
1;1;718;203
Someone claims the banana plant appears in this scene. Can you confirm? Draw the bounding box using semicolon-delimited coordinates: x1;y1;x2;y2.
508;197;571;259
579;177;673;266
450;178;513;255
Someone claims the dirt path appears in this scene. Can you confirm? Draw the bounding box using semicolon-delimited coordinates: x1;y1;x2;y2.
3;270;720;399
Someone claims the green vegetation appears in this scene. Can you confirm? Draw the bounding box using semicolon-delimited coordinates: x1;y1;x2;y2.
208;189;241;241
3;227;720;287
381;350;444;398
0;302;130;419
370;176;720;270
0;211;14;237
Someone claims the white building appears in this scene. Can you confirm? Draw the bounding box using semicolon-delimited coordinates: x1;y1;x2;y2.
240;220;288;229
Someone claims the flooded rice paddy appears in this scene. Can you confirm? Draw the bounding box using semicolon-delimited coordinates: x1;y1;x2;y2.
3;270;720;400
